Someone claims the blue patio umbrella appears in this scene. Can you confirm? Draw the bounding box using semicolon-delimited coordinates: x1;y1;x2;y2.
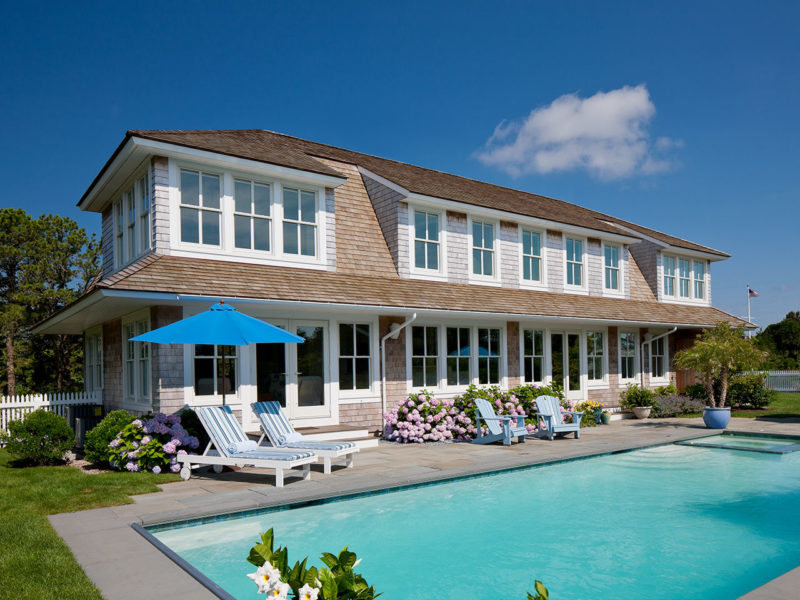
130;300;303;405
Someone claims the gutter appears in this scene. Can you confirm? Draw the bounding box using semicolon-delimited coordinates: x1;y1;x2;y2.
639;327;677;388
380;313;417;426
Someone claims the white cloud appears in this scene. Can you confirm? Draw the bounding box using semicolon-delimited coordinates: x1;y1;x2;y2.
475;85;681;180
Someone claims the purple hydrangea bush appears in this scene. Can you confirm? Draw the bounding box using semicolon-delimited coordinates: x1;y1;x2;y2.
107;412;199;473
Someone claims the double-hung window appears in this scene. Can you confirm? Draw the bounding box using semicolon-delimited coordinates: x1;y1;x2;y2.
339;324;371;391
678;258;691;298
693;261;705;299
522;329;545;384
413;210;440;271
522;230;542;282
477;328;501;384
651;337;666;379
472;220;494;277
137;173;150;252
283;187;316;256
446;327;471;386
234;179;271;252
125;190;136;259
122;317;150;408
411;326;438;388
587;331;605;382
619;332;636;381
180;169;221;246
85;331;103;393
604;244;620;291
194;344;237;396
114;201;124;267
566;238;583;287
663;256;676;296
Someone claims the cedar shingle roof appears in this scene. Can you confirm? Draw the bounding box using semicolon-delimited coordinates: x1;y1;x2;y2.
127;129;729;257
98;255;747;328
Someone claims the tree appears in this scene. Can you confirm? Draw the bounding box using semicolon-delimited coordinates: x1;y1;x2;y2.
674;322;767;408
755;312;800;369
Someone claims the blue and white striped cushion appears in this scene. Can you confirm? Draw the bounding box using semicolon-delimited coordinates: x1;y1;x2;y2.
231;450;315;461
196;406;250;458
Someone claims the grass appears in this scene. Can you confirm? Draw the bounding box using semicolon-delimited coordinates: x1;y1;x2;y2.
0;450;178;600
677;392;800;419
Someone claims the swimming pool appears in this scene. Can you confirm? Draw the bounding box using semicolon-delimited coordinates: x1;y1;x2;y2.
150;442;800;599
676;431;800;453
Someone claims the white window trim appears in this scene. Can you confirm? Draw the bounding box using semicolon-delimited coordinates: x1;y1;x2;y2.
334;318;380;401
601;241;624;297
168;159;328;269
113;165;152;270
406;324;442;391
467;215;500;285
562;233;588;294
191;343;240;401
121;309;151;412
585;329;609;389
408;205;447;280
84;326;103;394
177;166;223;248
692;259;706;300
660;252;710;305
519;327;547;385
649;336;670;383
231;176;274;256
518;226;547;289
618;330;639;384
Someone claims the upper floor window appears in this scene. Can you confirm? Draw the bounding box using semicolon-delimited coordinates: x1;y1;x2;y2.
413;210;440;271
194;344;237;397
522;328;544;384
446;327;471;387
663;256;676;296
472;220;495;277
180;169;221;246
138;174;150;251
566;237;583;287
604;244;620;291
411;326;439;388
114;200;123;266
651;337;666;379
587;331;605;382
114;171;151;268
522;230;542;282
126;190;136;259
234;179;271;252
282;187;316;256
477;328;501;384
678;258;691;298
619;332;636;381
339;324;371;391
693;261;705;299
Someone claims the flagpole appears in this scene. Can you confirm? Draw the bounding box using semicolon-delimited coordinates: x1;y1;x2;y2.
746;284;752;337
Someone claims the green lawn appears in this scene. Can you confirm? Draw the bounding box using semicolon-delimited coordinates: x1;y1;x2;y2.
0;450;178;600
730;391;800;418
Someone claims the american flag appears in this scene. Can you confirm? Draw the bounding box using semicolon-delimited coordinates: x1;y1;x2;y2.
748;287;759;298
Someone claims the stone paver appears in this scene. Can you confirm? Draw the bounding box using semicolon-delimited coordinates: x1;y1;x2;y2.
47;417;800;600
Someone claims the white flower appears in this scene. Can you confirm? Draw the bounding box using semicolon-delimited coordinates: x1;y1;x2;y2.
298;583;320;600
353;558;362;567
269;582;291;599
246;562;282;594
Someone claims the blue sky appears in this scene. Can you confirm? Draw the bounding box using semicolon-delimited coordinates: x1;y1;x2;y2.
1;1;797;327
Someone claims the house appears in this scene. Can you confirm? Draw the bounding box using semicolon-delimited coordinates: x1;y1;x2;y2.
34;129;747;432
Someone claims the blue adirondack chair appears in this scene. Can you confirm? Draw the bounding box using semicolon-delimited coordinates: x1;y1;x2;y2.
472;397;528;445
535;395;583;439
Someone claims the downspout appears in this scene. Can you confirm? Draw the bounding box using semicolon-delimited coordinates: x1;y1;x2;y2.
640;326;678;387
380;313;417;424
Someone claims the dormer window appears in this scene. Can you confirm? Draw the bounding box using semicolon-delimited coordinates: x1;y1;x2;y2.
693;261;705;299
521;230;542;282
413;209;440;270
663;256;676;296
604;244;620;291
472;220;495;277
113;169;151;269
282;187;316;256
180;169;221;246
678;258;691;298
234;179;271;252
566;237;584;287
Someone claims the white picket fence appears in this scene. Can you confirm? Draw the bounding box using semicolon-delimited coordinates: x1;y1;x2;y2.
0;391;102;434
761;371;800;392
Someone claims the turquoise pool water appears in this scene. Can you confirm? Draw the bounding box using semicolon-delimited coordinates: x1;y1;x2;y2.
677;432;800;453
151;444;800;599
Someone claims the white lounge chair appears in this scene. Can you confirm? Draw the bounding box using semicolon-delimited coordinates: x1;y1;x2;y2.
472;397;528;445
178;405;317;487
535;395;583;440
251;401;359;474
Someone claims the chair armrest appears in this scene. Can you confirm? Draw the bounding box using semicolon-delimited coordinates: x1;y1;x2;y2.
535;412;555;422
479;415;516;421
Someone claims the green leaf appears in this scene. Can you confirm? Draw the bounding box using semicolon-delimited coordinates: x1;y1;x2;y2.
318;568;338;600
534;580;549;600
337;548;357;570
320;552;339;569
247;544;271;567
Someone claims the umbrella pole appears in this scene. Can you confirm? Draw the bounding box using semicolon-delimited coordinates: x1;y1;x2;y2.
221;345;226;406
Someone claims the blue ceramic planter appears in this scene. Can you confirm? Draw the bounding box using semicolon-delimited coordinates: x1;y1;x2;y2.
702;407;731;429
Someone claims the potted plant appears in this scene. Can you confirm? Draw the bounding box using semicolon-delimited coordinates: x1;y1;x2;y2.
674;322;767;429
600;410;611;425
620;383;654;419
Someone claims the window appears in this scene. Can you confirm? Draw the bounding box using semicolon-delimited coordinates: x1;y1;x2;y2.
114;200;123;268
282;187;316;256
234;179;271;251
138;173;150;252
693;261;705;299
125;190;136;259
180;169;221;246
522;329;545;384
619;332;637;381
194;345;237;396
604;244;620;291
678;258;691;298
566;237;583;287
85;331;103;393
122;318;150;407
587;331;605;382
522;230;542;282
446;327;471;386
663;256;675;296
411;326;438;388
413;210;440;271
472;220;494;277
339;324;371;391
651;337;666;379
477;328;501;384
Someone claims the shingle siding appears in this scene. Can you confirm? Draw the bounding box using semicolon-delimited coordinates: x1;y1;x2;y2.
101;207;114;275
150;305;184;415
360;172;404;275
587;238;603;296
629;240;659;300
546;230;564;291
499;221;519;288
152;156;170;255
447;211;469;284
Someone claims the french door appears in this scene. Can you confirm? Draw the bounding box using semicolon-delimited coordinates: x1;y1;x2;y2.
550;332;583;402
255;320;329;420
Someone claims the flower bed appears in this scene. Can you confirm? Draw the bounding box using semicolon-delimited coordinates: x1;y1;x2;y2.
383;384;568;443
108;413;200;473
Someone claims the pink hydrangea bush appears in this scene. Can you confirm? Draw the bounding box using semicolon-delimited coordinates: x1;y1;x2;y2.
107;412;199;473
383;390;458;443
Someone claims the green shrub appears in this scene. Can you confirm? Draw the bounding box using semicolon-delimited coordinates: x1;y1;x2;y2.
619;383;655;409
0;410;75;465
84;410;134;464
178;408;210;450
727;373;776;409
655;383;678;397
684;383;708;401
